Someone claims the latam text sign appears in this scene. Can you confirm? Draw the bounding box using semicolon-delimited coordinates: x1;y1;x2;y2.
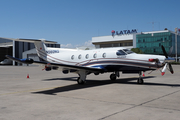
111;29;137;36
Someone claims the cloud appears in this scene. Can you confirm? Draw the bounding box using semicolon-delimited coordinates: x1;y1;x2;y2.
84;40;93;46
61;43;73;48
61;40;94;49
75;40;94;47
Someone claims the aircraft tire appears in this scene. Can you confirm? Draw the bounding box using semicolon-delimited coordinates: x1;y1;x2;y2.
110;74;116;81
137;78;144;84
77;77;85;85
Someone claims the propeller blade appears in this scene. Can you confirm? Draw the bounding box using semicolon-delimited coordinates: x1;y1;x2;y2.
168;46;173;56
161;45;175;75
168;63;174;74
161;63;167;76
161;45;168;58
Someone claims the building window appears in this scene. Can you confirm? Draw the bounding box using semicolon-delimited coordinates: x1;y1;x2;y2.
102;53;106;58
159;43;161;47
113;43;119;47
85;54;89;59
124;43;128;46
78;54;81;59
127;42;133;46
154;49;156;52
100;44;112;48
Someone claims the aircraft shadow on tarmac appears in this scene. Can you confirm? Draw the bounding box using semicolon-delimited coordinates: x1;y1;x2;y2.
43;77;78;81
32;76;180;95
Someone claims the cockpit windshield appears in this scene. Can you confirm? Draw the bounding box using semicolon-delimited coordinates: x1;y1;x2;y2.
116;50;127;56
123;49;135;54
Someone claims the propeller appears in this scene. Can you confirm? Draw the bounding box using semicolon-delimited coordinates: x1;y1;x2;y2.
168;63;174;74
161;45;174;75
161;45;168;58
168;46;173;56
161;63;167;75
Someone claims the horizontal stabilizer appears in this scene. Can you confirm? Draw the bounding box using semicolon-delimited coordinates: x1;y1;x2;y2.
6;55;34;64
14;38;57;44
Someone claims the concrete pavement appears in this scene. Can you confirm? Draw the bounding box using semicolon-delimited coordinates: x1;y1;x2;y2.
0;65;180;120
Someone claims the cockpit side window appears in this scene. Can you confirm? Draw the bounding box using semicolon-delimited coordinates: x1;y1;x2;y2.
116;50;126;56
123;49;134;54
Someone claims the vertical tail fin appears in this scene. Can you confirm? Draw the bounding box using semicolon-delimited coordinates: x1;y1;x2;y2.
34;40;48;60
14;39;57;61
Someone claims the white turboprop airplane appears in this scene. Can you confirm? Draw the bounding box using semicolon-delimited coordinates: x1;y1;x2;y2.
6;39;175;84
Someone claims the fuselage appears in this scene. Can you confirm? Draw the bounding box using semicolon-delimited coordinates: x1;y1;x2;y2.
42;47;165;72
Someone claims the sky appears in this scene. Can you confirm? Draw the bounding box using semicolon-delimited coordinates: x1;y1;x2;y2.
0;0;180;48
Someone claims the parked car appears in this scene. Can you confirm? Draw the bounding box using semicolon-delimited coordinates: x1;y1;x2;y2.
0;59;12;65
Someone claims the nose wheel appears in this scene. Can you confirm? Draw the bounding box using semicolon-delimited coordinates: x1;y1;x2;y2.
137;71;144;84
137;78;144;84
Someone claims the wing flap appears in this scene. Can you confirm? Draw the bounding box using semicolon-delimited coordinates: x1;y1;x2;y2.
33;61;104;72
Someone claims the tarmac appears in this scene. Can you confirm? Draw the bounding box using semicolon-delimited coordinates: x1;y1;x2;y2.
0;65;180;120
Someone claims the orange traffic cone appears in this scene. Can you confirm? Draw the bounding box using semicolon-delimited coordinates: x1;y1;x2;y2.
27;74;30;78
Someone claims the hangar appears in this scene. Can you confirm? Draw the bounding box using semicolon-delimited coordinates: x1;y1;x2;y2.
0;37;60;66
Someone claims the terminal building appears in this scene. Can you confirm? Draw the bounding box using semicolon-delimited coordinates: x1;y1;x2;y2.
92;28;180;59
92;29;136;49
0;37;60;65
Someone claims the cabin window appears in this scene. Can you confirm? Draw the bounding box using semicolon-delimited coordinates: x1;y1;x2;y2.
116;50;126;56
102;53;106;58
93;53;97;58
71;55;74;60
78;54;82;59
85;54;89;59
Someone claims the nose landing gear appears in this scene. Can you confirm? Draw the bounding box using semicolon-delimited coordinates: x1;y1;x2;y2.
137;71;144;84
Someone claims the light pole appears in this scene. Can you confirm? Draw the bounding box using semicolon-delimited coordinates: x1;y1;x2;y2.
175;27;178;62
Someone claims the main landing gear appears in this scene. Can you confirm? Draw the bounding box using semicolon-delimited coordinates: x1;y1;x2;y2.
77;77;85;85
110;71;119;81
77;71;86;85
137;71;144;84
76;70;144;85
